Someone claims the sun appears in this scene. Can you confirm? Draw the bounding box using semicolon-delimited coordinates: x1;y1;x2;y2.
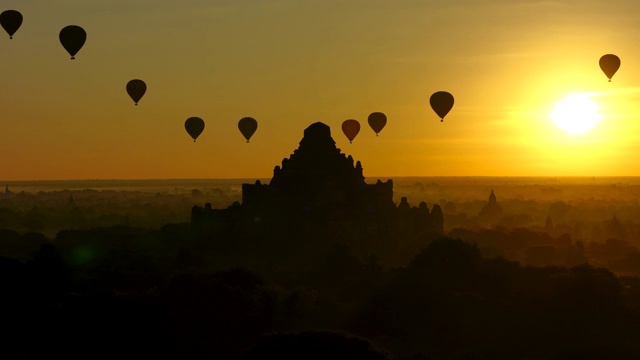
549;94;602;135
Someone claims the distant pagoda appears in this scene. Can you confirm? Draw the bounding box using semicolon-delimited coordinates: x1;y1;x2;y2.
478;189;503;224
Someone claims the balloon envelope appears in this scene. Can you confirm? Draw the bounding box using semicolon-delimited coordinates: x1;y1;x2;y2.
185;117;205;142
342;119;360;143
430;91;455;121
367;112;387;136
0;10;22;39
599;54;620;82
59;25;86;59
126;79;146;105
238;117;258;143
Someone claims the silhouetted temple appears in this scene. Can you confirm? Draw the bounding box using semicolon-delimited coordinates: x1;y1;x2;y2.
191;122;443;247
478;189;503;224
243;122;395;215
1;185;14;199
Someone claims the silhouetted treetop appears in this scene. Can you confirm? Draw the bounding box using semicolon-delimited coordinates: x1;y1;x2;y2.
242;330;395;360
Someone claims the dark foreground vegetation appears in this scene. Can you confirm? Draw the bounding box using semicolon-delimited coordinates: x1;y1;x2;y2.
2;224;640;359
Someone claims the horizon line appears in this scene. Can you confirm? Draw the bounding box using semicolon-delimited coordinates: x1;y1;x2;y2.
1;175;639;183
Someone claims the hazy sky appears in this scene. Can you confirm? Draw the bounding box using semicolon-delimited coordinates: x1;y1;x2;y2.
3;0;640;180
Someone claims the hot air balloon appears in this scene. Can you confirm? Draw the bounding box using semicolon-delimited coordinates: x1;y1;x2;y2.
185;117;205;142
238;117;258;143
342;119;360;143
368;112;387;136
599;54;620;82
0;10;22;39
59;25;86;60
126;79;146;105
430;91;454;122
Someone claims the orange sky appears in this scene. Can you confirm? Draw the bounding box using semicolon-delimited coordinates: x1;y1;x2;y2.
2;0;640;180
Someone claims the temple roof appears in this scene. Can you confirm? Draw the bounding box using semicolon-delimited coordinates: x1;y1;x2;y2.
269;122;365;196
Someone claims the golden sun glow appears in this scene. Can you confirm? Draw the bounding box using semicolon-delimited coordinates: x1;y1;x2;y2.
549;94;602;135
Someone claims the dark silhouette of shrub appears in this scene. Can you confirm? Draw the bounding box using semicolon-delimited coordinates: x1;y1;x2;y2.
242;330;395;360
